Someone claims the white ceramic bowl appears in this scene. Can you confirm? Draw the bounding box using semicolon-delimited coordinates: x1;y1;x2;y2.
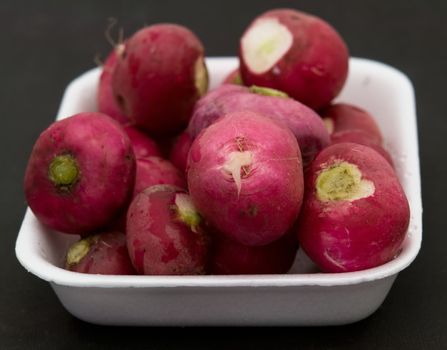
16;57;422;326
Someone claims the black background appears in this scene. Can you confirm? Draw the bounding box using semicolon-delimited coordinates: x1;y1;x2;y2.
2;0;446;349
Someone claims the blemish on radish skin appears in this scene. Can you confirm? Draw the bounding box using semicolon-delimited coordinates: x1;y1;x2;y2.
310;66;325;76
116;94;127;114
247;205;258;217
323;249;347;271
272;66;281;75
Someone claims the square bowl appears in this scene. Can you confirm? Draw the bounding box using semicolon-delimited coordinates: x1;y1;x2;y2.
16;57;422;326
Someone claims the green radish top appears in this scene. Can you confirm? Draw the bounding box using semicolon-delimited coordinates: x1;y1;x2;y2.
316;161;375;202
175;193;202;233
194;56;209;97
249;85;289;98
48;154;79;190
231;73;243;85
65;235;99;268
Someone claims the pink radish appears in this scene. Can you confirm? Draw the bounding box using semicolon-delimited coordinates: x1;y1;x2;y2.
65;232;135;275
126;185;209;275
188;84;330;165
297;143;410;272
112;24;209;136
187;111;304;246
211;231;298;275
239;8;349;110
123;124;162;159
169;131;193;175
97;47;129;124
321;103;383;144
24;112;135;235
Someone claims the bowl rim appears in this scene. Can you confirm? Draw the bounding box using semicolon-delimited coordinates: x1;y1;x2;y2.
15;57;422;289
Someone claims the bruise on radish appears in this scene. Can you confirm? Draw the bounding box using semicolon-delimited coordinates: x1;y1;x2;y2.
187;111;304;246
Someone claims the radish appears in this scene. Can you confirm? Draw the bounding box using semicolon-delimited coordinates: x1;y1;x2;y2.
187;84;247;138
126;185;209;275
65;232;135;275
24;112;136;235
110;156;187;233
239;8;349;110
187;111;304;246
222;68;243;85
112;24;208;136
123;124;162;159
331;130;394;166
188;84;330;165
211;231;298;275
321;103;383;144
133;156;186;197
97;46;129;124
169;131;193;175
296;143;410;272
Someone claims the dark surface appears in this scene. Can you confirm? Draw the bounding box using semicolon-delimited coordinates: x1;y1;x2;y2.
1;0;445;349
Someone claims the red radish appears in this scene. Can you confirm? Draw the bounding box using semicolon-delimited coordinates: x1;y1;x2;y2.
187;84;247;137
222;68;243;85
296;143;410;272
321;103;383;144
169;131;193;175
239;8;349;110
24;112;136;235
123;124;162;159
65;232;135;275
126;185;209;275
133;156;186;196
112;24;209;136
211;231;298;275
110;156;187;232
97;47;129;124
187;111;304;246
188;84;330;165
331;130;394;166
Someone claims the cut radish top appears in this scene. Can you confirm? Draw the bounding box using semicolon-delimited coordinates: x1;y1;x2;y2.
316;161;375;202
241;17;293;74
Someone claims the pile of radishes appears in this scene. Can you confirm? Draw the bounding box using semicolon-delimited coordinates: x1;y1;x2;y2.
24;8;410;276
